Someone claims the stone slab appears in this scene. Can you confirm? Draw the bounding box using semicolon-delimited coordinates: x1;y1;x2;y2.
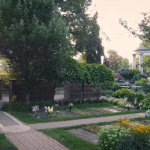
82;109;102;115
30;112;56;120
102;108;121;113
68;128;98;144
60;111;82;117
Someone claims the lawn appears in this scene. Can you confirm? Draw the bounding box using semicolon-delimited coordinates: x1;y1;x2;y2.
0;134;17;150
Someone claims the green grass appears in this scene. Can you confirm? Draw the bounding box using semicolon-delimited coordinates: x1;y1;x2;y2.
0;134;17;150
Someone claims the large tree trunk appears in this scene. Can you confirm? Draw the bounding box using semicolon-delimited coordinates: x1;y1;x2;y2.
80;83;84;104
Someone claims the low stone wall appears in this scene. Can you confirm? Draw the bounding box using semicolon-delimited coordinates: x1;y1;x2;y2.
9;80;55;102
64;83;101;100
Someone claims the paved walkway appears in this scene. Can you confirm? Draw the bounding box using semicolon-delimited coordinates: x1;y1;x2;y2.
0;111;69;150
29;113;145;130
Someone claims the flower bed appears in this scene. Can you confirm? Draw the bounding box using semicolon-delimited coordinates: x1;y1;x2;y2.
83;125;100;134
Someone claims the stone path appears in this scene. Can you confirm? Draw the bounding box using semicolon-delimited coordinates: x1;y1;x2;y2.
0;111;69;150
29;113;145;130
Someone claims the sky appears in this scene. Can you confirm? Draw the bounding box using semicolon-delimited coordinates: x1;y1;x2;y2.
87;0;150;64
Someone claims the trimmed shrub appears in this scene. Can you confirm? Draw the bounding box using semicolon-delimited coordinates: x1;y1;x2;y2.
135;78;147;87
134;74;147;81
113;88;135;99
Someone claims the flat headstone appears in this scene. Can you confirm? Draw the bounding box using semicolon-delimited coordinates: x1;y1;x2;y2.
102;108;121;113
30;112;56;120
144;120;150;123
81;109;102;115
68;128;98;144
60;111;82;117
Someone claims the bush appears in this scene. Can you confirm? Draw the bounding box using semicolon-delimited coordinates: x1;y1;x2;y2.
117;99;128;107
1;101;53;113
71;99;80;104
140;93;150;109
112;99;121;104
118;68;129;80
85;98;92;104
98;125;131;150
115;119;150;150
134;74;147;81
63;99;70;105
128;69;141;80
93;98;100;103
135;78;147;87
101;90;113;96
113;88;135;98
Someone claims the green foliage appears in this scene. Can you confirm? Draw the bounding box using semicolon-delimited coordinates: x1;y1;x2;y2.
118;69;141;81
113;88;135;99
128;69;141;80
85;63;115;87
135;78;148;87
101;90;113;96
140;93;150;109
112;98;127;107
98;125;131;150
0;0;70;93
134;74;147;81
1;101;53;113
118;68;129;80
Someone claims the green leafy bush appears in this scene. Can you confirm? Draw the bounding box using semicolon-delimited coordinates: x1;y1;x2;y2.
134;74;147;81
72;99;80;104
93;98;100;103
140;93;150;109
101;90;113;96
113;88;135;98
135;78;147;87
98;125;131;150
128;69;141;80
85;98;92;104
1;101;53;113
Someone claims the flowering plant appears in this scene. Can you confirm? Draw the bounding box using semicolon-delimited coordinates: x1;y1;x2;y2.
32;105;39;112
139;103;142;107
12;95;17;102
125;103;131;108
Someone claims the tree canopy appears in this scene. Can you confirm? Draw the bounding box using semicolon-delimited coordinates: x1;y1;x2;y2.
0;0;70;99
55;0;104;64
61;56;114;102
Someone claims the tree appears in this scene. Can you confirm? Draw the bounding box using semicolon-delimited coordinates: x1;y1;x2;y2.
55;1;104;64
0;0;70;101
107;50;121;72
120;58;131;69
61;56;114;103
61;56;91;103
